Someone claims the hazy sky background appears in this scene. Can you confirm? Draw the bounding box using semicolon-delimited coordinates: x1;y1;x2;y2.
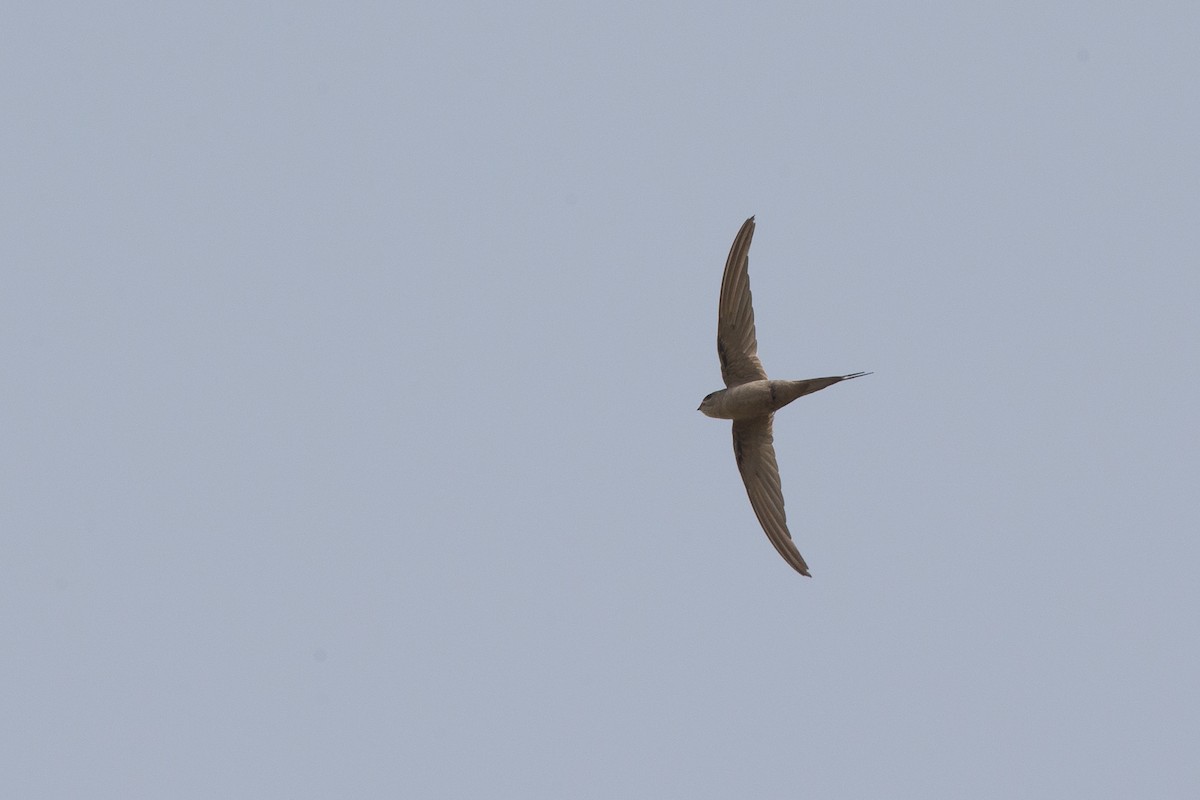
4;3;1198;797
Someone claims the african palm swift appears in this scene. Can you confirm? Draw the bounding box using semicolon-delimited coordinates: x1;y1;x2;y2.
698;216;869;577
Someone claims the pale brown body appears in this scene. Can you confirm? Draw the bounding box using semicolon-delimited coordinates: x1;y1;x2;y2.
698;377;855;420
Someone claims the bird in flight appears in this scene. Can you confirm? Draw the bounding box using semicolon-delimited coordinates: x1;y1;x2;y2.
698;216;869;576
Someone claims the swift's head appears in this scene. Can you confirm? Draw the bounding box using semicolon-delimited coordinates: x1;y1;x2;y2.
698;390;723;418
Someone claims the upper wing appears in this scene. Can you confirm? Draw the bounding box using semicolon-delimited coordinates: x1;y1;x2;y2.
732;415;811;576
717;217;769;387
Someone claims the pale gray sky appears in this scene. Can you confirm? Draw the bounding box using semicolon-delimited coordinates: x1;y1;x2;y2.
4;3;1199;797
